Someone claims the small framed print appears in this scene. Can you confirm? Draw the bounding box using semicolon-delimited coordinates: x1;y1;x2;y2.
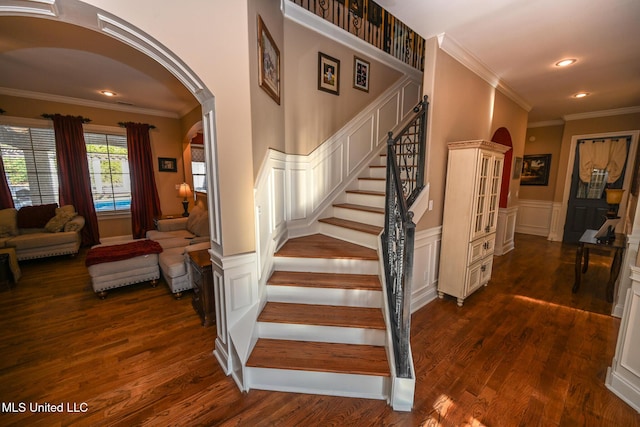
158;157;177;172
318;52;340;96
258;15;280;105
353;56;370;92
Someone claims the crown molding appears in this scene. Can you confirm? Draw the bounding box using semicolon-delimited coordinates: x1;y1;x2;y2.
436;33;531;113
563;106;640;121
527;120;565;129
0;87;180;118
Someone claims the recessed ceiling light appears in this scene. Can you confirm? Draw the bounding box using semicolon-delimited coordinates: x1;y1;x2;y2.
100;90;117;97
573;92;589;98
555;58;577;67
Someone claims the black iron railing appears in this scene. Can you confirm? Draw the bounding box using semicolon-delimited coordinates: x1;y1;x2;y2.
289;0;425;71
382;95;428;378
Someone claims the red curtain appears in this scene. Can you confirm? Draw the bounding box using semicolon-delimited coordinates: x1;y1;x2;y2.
125;122;162;239
0;155;14;209
51;115;100;246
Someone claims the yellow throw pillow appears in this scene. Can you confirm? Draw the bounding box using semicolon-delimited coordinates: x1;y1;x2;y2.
0;208;18;237
44;211;77;233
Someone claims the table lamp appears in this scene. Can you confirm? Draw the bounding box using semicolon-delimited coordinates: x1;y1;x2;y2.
178;183;192;217
605;188;624;218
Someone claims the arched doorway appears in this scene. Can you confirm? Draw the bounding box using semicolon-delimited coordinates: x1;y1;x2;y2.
491;127;517;255
0;0;220;246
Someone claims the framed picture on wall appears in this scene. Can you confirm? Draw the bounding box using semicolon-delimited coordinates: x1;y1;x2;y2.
353;56;370;92
158;157;177;172
257;15;280;105
521;154;551;186
512;157;523;179
318;52;340;96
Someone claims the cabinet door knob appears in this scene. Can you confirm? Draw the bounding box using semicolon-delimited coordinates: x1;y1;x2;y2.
481;265;486;272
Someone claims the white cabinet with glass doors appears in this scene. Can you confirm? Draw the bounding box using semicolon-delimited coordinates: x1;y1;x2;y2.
438;140;510;306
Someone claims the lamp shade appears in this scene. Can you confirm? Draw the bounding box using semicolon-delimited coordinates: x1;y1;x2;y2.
605;188;624;205
178;183;192;199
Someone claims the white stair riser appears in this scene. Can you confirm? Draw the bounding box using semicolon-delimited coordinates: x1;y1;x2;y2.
358;179;386;192
319;222;379;249
257;322;386;346
246;367;389;400
333;206;384;226
273;257;379;275
346;192;385;208
267;285;382;307
368;167;387;179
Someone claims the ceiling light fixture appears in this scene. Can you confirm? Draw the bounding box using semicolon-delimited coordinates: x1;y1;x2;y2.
100;90;117;97
573;92;590;98
555;58;577;67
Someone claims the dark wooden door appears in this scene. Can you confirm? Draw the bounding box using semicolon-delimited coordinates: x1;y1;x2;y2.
563;137;630;243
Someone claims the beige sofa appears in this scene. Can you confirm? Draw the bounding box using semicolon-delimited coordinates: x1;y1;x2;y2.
146;201;210;298
0;204;85;261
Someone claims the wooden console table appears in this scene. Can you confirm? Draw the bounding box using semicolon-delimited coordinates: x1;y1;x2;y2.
189;249;215;327
573;229;626;303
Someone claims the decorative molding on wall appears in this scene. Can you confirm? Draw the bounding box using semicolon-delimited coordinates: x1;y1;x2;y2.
0;0;57;17
495;206;518;256
212;250;259;377
436;33;531;113
547;202;564;242
411;226;442;313
254;76;421;279
283;0;423;82
515;199;553;237
606;265;640;413
97;13;209;107
202;104;223;249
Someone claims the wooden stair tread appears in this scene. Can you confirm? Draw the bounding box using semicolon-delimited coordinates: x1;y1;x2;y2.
333;203;384;215
358;177;385;181
247;339;390;377
275;234;377;260
268;271;381;290
258;302;385;329
345;189;385;197
319;217;382;235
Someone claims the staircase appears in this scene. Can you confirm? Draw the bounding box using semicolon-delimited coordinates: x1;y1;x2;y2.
245;154;393;400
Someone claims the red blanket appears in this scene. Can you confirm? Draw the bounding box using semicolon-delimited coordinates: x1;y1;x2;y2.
85;240;163;267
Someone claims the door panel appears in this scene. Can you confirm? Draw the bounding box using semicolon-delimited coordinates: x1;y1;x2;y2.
563;137;631;243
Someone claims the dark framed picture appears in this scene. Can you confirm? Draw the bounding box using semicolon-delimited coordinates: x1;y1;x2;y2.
512;157;523;179
318;52;340;96
368;1;382;26
353;56;370;92
158;157;177;172
257;15;280;105
521;154;551;186
348;0;363;18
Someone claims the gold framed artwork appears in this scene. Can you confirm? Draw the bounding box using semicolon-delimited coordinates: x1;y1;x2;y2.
353;56;370;92
257;15;280;105
318;52;340;96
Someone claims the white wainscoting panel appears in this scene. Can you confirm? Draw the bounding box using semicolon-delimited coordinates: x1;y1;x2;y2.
495;206;518;256
348;117;376;175
411;226;442;313
606;265;640;412
515;199;553;237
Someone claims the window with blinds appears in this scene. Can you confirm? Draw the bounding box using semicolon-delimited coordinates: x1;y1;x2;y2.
191;145;207;193
1;124;131;213
0;125;59;209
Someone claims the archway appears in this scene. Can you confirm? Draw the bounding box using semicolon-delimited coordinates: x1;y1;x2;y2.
0;0;221;246
491;127;514;208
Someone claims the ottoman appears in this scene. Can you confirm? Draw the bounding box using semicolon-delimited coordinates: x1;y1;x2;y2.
86;239;163;299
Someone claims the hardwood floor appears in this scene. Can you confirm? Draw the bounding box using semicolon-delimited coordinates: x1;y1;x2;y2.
0;233;639;426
